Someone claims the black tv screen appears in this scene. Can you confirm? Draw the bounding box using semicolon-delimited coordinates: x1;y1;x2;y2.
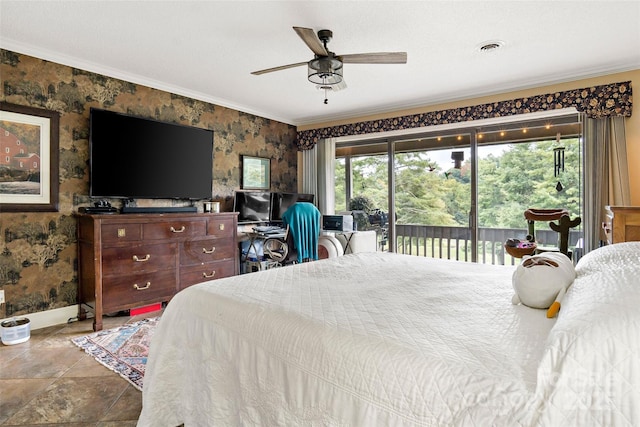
233;191;271;223
89;108;213;200
270;192;315;222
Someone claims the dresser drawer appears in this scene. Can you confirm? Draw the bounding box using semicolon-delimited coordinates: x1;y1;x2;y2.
207;216;235;238
102;243;177;275
102;269;176;311
179;260;236;288
144;220;206;240
101;223;143;243
181;238;235;266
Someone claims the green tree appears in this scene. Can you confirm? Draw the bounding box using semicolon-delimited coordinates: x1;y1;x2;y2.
394;153;463;225
477;139;581;230
336;137;581;231
335;155;389;213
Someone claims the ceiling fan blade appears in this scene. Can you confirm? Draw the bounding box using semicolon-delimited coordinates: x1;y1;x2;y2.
251;61;308;75
293;26;328;56
341;52;407;64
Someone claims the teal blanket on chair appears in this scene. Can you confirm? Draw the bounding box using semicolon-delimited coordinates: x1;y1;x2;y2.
282;202;321;263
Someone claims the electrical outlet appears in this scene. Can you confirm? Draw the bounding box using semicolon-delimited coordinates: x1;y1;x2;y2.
0;290;5;304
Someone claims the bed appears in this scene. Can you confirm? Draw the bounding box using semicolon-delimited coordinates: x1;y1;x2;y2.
137;242;640;427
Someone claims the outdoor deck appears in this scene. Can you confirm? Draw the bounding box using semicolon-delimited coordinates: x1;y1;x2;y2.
391;224;582;265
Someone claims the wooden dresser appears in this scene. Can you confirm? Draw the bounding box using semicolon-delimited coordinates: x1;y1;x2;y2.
604;206;640;244
77;212;238;331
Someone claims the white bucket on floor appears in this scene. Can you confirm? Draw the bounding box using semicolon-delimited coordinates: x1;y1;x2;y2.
1;317;31;345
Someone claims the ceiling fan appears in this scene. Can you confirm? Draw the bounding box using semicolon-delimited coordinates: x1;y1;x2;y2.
251;27;407;104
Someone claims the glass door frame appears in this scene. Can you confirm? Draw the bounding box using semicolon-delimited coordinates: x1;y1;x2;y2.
335;110;581;263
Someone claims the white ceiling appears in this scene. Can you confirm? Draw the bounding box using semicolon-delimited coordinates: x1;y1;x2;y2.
1;1;639;127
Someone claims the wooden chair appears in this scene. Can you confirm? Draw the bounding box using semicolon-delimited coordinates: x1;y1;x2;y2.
524;208;581;258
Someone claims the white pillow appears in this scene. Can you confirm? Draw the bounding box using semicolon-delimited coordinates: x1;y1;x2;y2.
532;242;640;425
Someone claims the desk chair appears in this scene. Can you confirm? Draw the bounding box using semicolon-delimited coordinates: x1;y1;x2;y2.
263;225;297;266
281;202;321;263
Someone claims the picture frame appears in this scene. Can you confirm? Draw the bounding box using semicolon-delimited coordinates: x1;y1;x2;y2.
241;155;270;190
0;102;60;212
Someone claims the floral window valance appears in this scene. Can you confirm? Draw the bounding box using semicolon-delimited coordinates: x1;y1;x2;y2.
296;81;632;150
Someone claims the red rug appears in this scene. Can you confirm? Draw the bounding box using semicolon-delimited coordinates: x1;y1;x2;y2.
71;317;159;391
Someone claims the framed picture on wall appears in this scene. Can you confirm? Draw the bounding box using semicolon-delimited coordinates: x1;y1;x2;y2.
0;102;60;212
242;155;270;190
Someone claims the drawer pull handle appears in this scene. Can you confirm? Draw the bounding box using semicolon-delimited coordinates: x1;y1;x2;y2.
203;247;216;254
203;271;216;279
132;254;151;262
133;282;151;290
219;224;225;231
170;226;186;233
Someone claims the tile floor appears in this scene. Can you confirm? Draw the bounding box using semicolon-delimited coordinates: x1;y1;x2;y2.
0;314;150;426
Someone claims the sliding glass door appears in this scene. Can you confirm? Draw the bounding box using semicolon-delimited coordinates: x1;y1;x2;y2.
335;153;389;249
393;137;472;260
476;131;583;263
335;113;583;264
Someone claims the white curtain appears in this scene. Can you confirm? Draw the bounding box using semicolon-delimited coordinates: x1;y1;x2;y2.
582;115;630;253
301;145;317;198
301;138;336;215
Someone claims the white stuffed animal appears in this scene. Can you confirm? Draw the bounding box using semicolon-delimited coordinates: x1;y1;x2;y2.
512;252;576;318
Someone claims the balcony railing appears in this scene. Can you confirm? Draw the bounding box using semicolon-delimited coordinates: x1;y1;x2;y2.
392;224;582;265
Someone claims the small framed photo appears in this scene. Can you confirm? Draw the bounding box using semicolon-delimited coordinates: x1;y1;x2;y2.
0;103;60;212
241;155;270;190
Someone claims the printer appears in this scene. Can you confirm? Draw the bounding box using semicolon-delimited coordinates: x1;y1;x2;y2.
322;214;354;232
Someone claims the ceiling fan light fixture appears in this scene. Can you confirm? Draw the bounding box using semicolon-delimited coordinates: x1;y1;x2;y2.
308;55;343;85
250;26;406;104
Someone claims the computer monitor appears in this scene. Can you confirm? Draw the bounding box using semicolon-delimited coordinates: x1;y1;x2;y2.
270;192;315;222
233;191;271;223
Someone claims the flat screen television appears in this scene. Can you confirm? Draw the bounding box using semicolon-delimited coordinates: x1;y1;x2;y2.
89;108;213;200
270;192;315;222
233;190;272;223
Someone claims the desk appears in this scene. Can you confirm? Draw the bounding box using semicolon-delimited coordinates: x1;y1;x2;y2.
338;232;356;252
242;231;286;261
323;230;378;254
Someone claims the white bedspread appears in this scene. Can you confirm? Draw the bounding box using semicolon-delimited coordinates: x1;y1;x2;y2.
138;245;640;426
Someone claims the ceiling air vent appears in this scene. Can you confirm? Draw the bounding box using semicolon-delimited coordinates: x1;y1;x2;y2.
479;41;504;52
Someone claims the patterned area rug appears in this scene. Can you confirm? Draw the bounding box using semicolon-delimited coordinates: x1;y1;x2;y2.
71;317;159;391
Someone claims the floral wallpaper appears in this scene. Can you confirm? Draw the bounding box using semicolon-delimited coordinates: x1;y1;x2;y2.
0;50;298;318
297;81;633;149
